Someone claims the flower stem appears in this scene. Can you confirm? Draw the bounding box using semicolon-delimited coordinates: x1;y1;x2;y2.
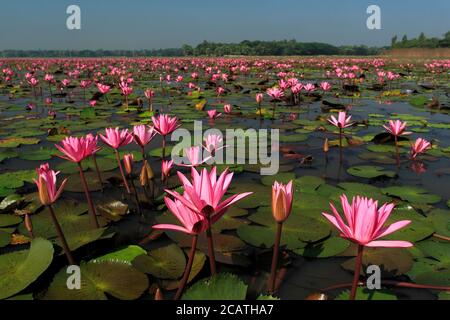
350;245;364;300
48;205;75;265
77;163;99;228
115;149;131;194
269;222;283;294
174;235;198;300
339;127;343;163
129;174;142;217
206;216;217;276
92;154;104;192
395;135;400;167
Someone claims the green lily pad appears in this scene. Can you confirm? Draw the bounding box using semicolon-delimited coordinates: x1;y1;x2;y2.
0;149;18;162
18;200;90;239
44;261;149;300
381;186;441;204
347;166;397;179
426;209;450;237
0;193;22;212
0;238;54;299
336;182;391;203
95;245;147;264
0;230;11;247
341;247;414;277
335;288;397;300
132;243;186;279
57;227;113;252
294;236;350;258
0;137;40;148
182;273;247;300
294;175;325;194
0;214;22;227
0;169;36;190
261;172;295;186
19;147;55;161
407;257;450;286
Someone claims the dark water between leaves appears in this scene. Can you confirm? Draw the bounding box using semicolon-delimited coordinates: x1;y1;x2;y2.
0;72;449;300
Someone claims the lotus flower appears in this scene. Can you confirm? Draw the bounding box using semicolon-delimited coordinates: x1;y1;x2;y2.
55;135;100;163
207;109;221;120
34;163;67;206
320;81;332;91
271;180;294;223
224;104;232;114
153;197;208;235
165;167;252;223
266;87;284;100
96;83;111;94
123;153;134;175
161;160;174;180
99;127;133;149
152;114;180;136
203;134;226;154
179;146;210;167
410;138;431;159
133;125;156;148
322;195;413;248
328;111;353;129
383;120;411;137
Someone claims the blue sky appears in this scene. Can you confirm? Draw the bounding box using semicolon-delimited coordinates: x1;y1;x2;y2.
0;0;449;49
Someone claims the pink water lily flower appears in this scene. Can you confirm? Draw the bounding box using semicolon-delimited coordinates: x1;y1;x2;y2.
99;127;133;149
203;134;226;154
165;167;252;223
96;83;111;94
34;163;67;206
153;197;208;235
133;125;156;148
320;81;332;91
152;114;180;136
272;180;294;223
207;109;222;119
161;159;174;180
328;111;353;128
179;146;211;167
224;104;232;114
256;93;264;104
322;195;413;248
383;120;411;137
410;138;431;159
55;134;100;163
266;87;284;100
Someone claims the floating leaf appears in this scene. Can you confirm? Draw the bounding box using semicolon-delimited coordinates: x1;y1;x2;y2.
381;186;441;204
335;288;397;300
182;273;247;300
341;247;413;276
0;238;54;299
132;243;186;279
95;245;147;264
44;261;148;300
347;166;396;179
294;236;349;258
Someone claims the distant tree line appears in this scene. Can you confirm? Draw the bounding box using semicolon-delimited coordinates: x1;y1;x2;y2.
0;40;381;58
1;33;448;58
391;31;450;49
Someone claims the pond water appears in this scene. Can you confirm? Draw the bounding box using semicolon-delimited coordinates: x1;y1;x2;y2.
0;57;449;300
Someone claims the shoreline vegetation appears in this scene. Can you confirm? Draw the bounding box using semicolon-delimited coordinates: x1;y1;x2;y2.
1;32;449;58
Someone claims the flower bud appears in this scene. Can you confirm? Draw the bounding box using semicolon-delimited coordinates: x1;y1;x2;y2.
123;153;134;175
